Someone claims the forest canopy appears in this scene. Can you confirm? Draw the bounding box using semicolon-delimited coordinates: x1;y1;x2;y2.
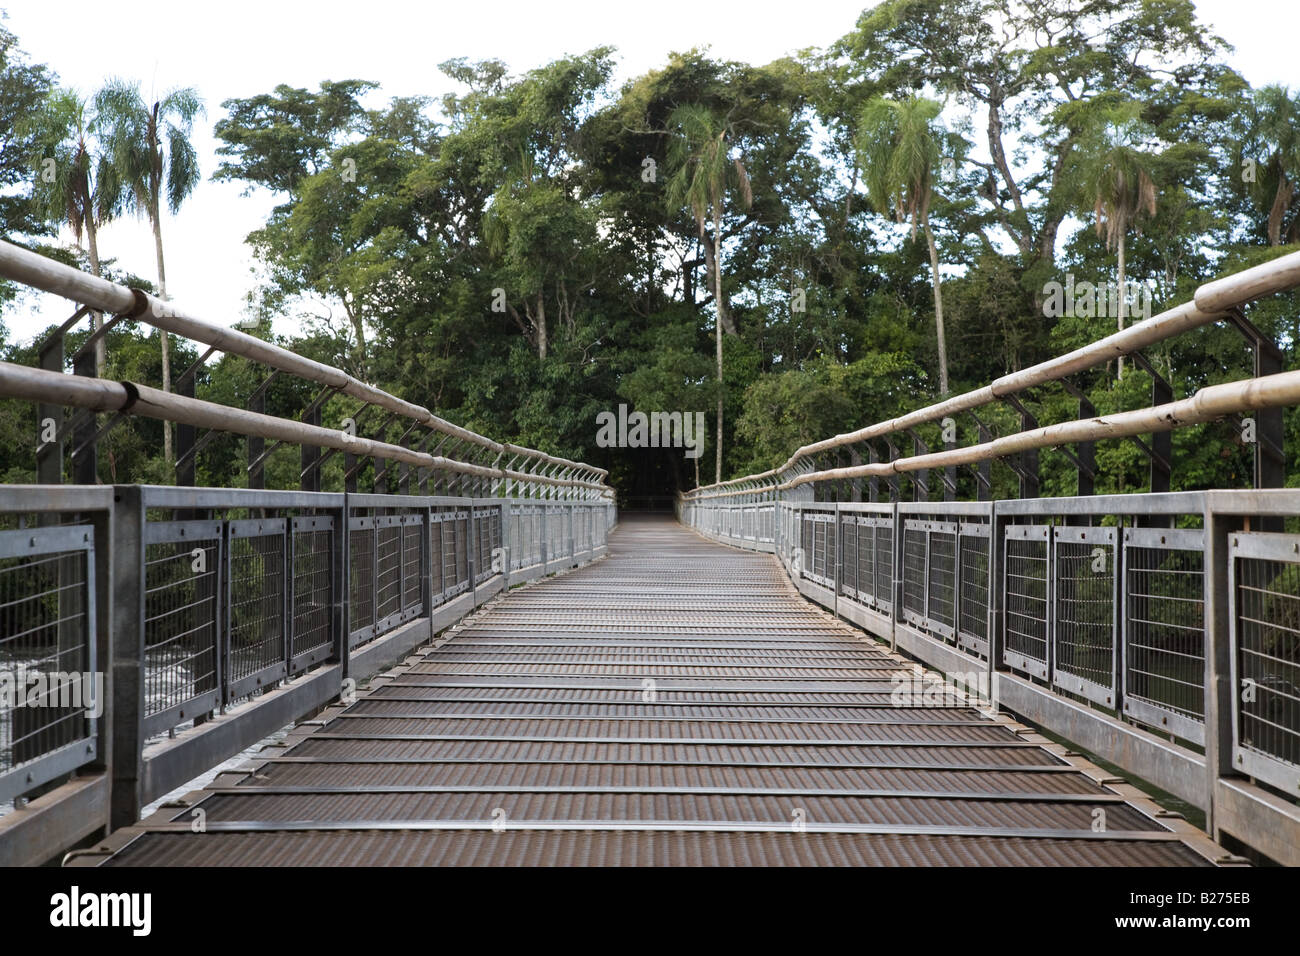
2;0;1298;500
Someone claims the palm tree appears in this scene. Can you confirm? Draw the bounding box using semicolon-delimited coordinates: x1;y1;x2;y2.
96;79;204;464
666;104;753;484
1070;101;1159;378
856;95;950;395
1244;85;1300;246
26;89;124;376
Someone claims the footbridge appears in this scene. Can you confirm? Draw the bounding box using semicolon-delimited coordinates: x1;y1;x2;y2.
0;239;1298;867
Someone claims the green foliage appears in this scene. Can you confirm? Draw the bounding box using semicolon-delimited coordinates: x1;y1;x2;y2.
5;4;1300;504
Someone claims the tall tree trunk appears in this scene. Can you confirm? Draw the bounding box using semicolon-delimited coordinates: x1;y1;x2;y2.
85;217;105;378
924;219;949;396
701;235;737;336
1268;174;1294;246
343;301;368;379
1117;232;1126;379
713;213;724;485
152;211;172;465
536;292;548;360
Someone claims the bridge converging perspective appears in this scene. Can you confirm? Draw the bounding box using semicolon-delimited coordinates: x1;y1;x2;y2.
0;239;1298;867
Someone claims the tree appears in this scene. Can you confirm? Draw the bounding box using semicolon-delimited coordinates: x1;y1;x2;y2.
26;88;124;375
0;18;55;240
1068;101;1159;377
1242;85;1300;246
96;79;204;465
666;104;754;483
856;95;952;395
212;80;378;201
838;0;1227;272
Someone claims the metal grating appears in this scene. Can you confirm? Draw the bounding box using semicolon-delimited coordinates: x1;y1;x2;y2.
349;520;376;644
902;524;926;619
290;518;333;674
1004;526;1050;680
856;519;876;605
84;515;1216;869
1052;527;1116;707
429;517;445;601
927;525;957;639
874;517;894;614
840;513;858;600
402;517;422;615
375;519;403;626
958;523;990;657
1123;528;1205;742
226;519;286;698
1230;534;1300;794
0;524;96;803
143;521;222;733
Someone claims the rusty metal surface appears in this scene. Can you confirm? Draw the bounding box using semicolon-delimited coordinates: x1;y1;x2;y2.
84;515;1219;866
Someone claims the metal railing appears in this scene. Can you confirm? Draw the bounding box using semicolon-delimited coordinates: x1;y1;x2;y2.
0;243;615;865
680;247;1300;864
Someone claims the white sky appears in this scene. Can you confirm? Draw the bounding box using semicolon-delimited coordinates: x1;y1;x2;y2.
1;0;1295;345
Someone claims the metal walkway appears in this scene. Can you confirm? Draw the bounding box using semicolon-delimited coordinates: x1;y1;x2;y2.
75;516;1226;866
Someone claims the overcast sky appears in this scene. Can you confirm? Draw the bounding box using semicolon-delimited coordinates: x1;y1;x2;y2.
1;0;1294;345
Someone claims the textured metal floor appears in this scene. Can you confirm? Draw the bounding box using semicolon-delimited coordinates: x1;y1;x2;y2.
77;515;1225;866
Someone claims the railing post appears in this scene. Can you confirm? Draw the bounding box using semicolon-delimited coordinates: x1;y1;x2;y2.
868;444;879;502
302;406;321;493
87;502;113;806
176;374;196;488
499;500;512;589
37;332;63;486
71;347;97;485
832;501;841;619
890;498;900;652
988;500;1006;713
248;389;265;490
466;505;477;601
1150;375;1172;494
336;494;351;684
1077;395;1096;497
1018;409;1039;499
109;485;145;829
1202;502;1237;835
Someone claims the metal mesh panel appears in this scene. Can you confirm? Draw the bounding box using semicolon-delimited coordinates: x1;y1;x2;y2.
799;513;813;579
874;517;893;613
290;523;332;672
927;527;957;635
958;527;990;654
227;523;285;694
144;524;221;728
402;518;422;615
1124;530;1205;738
375;520;403;627
856;520;876;604
1234;547;1300;785
1052;529;1116;706
428;518;444;601
472;510;488;584
839;513;857;598
454;515;469;590
472;508;502;584
440;514;460;594
349;523;375;639
808;515;833;586
902;525;926;617
1004;527;1049;678
0;528;92;787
